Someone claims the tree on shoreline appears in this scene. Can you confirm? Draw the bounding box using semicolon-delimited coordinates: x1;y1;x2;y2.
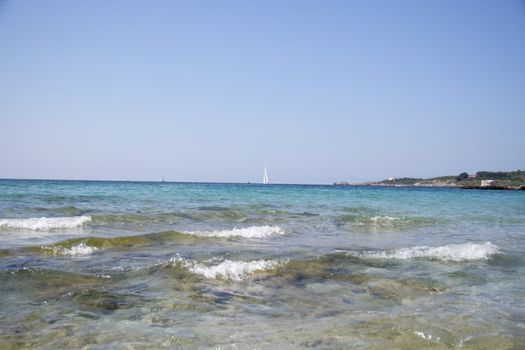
456;172;469;181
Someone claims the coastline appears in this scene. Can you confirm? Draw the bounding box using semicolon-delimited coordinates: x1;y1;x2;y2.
355;183;525;190
334;170;525;190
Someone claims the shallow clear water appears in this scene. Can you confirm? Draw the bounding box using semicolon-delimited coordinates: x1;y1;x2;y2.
1;179;524;349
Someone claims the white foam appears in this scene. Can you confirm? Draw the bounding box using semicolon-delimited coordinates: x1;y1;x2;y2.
184;225;284;238
61;243;98;256
171;257;281;280
347;242;499;262
46;243;98;256
414;331;440;342
0;216;91;230
371;215;399;222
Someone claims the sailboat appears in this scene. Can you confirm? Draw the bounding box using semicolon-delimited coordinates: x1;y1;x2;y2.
263;167;269;185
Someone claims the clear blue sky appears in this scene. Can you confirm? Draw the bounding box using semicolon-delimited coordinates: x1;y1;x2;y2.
1;0;524;184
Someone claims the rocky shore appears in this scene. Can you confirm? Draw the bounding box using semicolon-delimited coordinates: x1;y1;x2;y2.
335;170;525;190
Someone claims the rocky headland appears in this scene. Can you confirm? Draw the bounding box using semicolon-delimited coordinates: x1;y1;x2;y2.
335;170;525;190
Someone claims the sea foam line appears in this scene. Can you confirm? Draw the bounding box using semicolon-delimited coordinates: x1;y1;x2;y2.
347;242;499;262
0;216;91;230
170;257;282;280
183;225;284;238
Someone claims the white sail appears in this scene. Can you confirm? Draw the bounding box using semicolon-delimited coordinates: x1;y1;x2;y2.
263;167;269;184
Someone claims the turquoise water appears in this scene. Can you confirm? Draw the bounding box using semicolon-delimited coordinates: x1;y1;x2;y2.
1;179;524;349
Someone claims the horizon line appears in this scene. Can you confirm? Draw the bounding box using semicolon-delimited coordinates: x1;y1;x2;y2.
0;177;334;186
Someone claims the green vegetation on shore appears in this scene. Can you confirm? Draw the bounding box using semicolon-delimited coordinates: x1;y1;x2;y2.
336;171;525;190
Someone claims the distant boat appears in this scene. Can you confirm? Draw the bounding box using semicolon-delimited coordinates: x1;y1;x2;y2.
160;177;165;182
263;167;269;184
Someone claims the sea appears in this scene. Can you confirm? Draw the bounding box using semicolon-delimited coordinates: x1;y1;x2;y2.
0;179;524;349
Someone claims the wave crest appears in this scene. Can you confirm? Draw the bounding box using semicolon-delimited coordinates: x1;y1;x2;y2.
183;225;284;238
347;242;499;262
43;242;98;256
0;216;91;230
171;257;281;280
58;243;98;256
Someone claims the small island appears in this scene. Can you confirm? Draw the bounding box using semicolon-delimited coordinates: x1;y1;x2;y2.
335;170;525;190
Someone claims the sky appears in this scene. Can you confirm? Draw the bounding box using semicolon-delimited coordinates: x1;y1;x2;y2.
1;0;524;184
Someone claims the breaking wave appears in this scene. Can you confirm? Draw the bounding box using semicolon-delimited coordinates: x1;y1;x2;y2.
0;216;91;230
43;243;98;256
170;257;282;280
183;225;284;238
346;242;500;262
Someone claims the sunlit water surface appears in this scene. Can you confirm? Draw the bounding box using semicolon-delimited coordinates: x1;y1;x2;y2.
1;180;524;349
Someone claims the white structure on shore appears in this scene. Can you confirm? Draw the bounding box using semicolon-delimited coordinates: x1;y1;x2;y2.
481;179;494;187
